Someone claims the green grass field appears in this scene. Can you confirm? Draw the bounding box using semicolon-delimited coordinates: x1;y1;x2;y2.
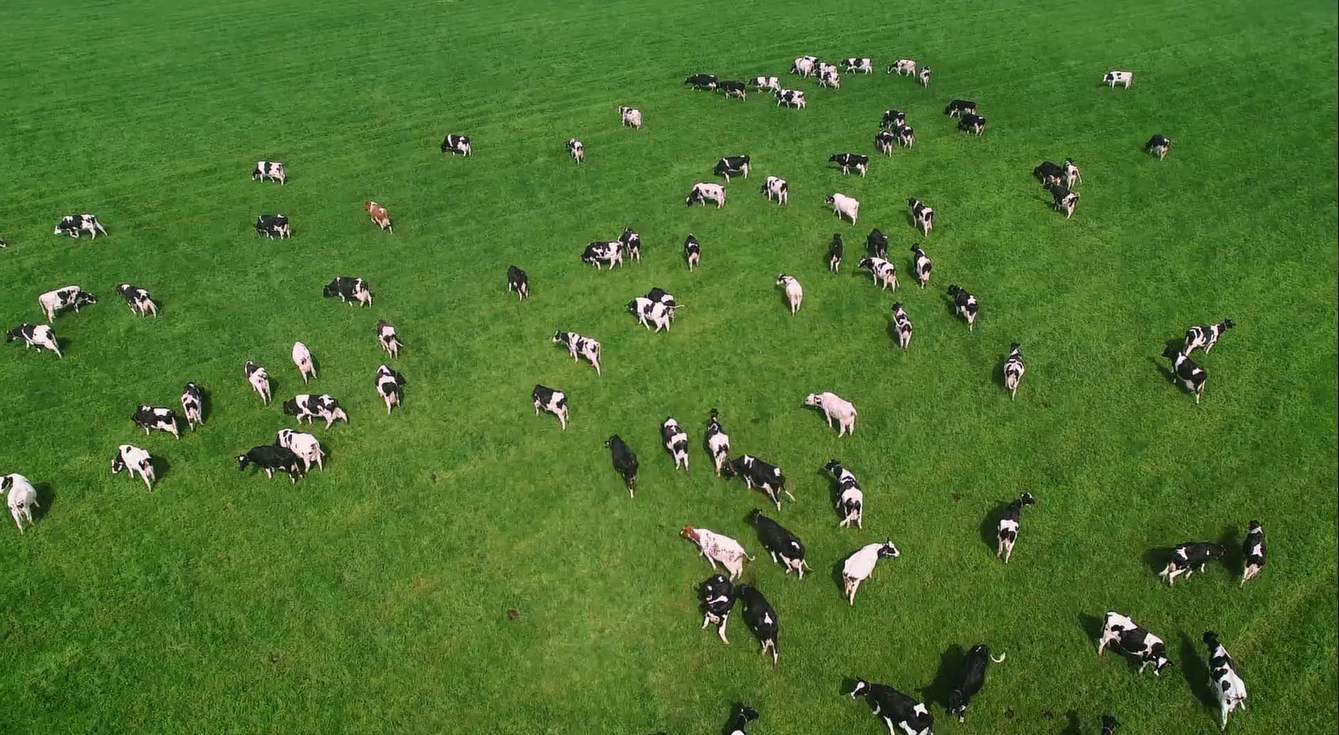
1;0;1336;733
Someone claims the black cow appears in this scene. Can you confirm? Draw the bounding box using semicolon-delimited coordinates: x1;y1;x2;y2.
948;284;978;330
736;584;779;666
619;227;642;262
1158;542;1226;586
722;455;792;511
441;134;472;156
996;492;1036;563
723;703;759;735
958;113;987;135
849;680;934;735
747;509;810;578
830;153;869;177
881;109;906;128
684;233;700;270
875;129;896;154
1046;183;1079;219
236;445;302;483
949;645;1007;722
698;574;735;643
605;435;639;497
255;214;290;239
133;405;180;439
1241;520;1266;587
828;233;844;272
717;80;747;99
715;155;750;181
1146;134;1171;160
1101;715;1121;735
944;99;977;117
1162;346;1207;403
684;74;718;90
1034;160;1064;186
866;228;888;258
507;265;529;300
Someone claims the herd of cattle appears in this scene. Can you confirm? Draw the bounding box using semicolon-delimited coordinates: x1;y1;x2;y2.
1;49;1255;735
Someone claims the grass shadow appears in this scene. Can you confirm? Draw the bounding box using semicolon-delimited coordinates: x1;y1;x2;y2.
918;643;965;711
979;501;1010;558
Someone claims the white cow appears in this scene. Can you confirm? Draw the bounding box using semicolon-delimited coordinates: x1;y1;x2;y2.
292;342;316;383
1103;70;1133;88
567;138;584;163
681;525;752;580
686;182;726;208
111;445;156;491
842;541;900;605
2;474;39;534
776;274;803;315
751;76;781;92
619;106;642;129
888;59;917;76
826;193;859;225
245;361;272;404
791;56;818;77
376;320;401;360
37;285;97;322
277;429;325;471
805;392;857;436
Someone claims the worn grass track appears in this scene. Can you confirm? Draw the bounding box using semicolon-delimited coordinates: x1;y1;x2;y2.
1;0;1336;733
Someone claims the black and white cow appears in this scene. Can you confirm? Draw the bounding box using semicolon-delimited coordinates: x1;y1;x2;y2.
791;55;818;76
618;106;642;129
949;645;1007;723
581;240;623;270
1183;319;1234;356
1103;71;1133;88
705;409;731;477
628;297;673;332
645;287;677;313
722;704;759;735
736;584;779;666
1203;631;1249;731
866;228;889;258
685;74;718;90
1046;183;1079;219
507;265;529;300
1063;158;1082;187
948;285;978;330
774;89;806;108
894;124;916;148
747;509;810;578
255;214;290;239
660;417;689;470
751;76;781;92
111;444;156;491
944;99;977;117
567;138;584;164
684;233;701;270
115;283;159;316
717;80;747;99
1033;160;1065;186
180;382;204;430
619;227;642;262
441;134;472;156
958;113;987;135
133;405;181;439
921;67;933;85
277;428;325;472
1003;343;1026;400
858;257;898;291
996;492;1035;563
722;455;792;511
1146;135;1171;160
887;59;917;76
252;160;286;184
1162;346;1207;403
875;130;896;155
825;460;864;528
817;65;840;88
1098;612;1172;676
605;434;639;497
762;176;788;204
881;109;907;128
698;573;735;643
828;233;844;272
830;153;868;177
849;680;934;735
1240;520;1266;587
892;302;912;350
715;155;750;181
323;277;373;307
910;244;932;288
54;214;108;239
37;286;96;322
237;445;302;483
686;182;726;208
1158;542;1226;587
2;474;39;534
553;330;602;375
0;234;6;249
282;394;349;428
6;324;62;358
532;385;568;430
908;198;933;235
244;361;272;404
842;57;873;73
374;364;405;414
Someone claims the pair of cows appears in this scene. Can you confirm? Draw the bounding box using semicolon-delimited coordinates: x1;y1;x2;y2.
1162;318;1235;403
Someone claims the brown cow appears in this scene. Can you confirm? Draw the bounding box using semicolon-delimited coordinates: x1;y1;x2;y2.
364;201;392;232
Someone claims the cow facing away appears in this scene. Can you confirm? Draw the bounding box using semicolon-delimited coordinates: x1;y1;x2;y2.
704;409;731;477
323;277;373;307
132;405;180;439
605;435;639;497
996;492;1036;563
908;198;934;235
747;509;811;579
698;573;735;643
376;319;402;359
828;233;844;272
948;285;978;330
825;460;864;529
1240;520;1266;587
244;361;272;404
364;201;392;232
684;234;701;270
1003;343;1026;399
736;584;780;666
618;106;642;129
567;138;584;163
374;364;405;414
506;265;529;300
1162;346;1207;403
255;214;290;239
660;418;689;470
532;385;568;430
1146;135;1171;160
911;244;932;288
115;283;159;317
1203;631;1248;731
892;303;912;350
762;176;788;204
292;342;317;383
180;382;204;430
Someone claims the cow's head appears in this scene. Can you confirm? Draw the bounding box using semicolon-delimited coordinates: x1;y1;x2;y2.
1202;631;1221;650
1149;643;1173;675
849;679;871;698
5;327;22;343
679;525;699;542
948;690;968;722
110;453;126;474
878;541;901;558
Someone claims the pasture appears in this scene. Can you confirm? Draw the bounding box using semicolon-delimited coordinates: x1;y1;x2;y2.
1;0;1336;733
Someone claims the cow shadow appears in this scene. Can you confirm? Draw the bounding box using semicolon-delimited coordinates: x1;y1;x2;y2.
198;386;214;424
992;351;1009;389
829;557;849;603
152;455;173;487
818;467;841;518
1178;631;1216;709
32;482;56;522
918;643;965;711
978;501;1010;557
1059;711;1082;735
1217;524;1241;576
1142;546;1174;576
1077;612;1104;647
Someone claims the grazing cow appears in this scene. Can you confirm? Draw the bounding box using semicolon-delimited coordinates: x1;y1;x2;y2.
244;361;272;404
843;57;873;73
252;160;286;184
686;182;726;208
776;274;803;315
1241;520;1266;587
1103;70;1133;88
323;276;373;307
849;680;933;735
1158;542;1226;586
0;234;5;248
618;106;642;129
774;89;806;108
685;74;718;90
705;409;731;477
791;55;818;76
282;394;349;428
817;68;841;88
1034;160;1065;186
715;155;750;181
842;541;900;604
717;80;747;99
364;201;392;232
645;286;678;315
1098;612;1172;675
2;474;39;534
506;265;529;301
566;138;584;163
828;233;844;272
723;703;759;735
1204;632;1249;731
748;509;810;578
894;124;916;148
37;286;96;323
133;405;181;439
948;285;978;330
996;492;1036;563
888;59;917;76
581;240;624;270
628;297;673;332
605;435;639;496
111;444;155;491
751;76;781;92
762;176;788;204
1183;319;1234;355
180;382;204;430
1047;183;1079;219
375;319;402;359
869;229;890;263
722;455;792;511
908;198;934;235
858;257;898;291
875;130;896;154
374;364;405;414
54;214;108;239
6;324;62;357
681;525;752;580
805;392;857;436
699;574;735;643
552;330;602;375
115;283;159;316
237;445;302;483
881;109;907;128
1146;135;1171;160
944;99;977;117
1003;343;1026;400
255;214;290;239
1162;346;1207;403
827;193;859;225
1064;158;1082;187
949;645;1008;723
918;67;932;86
618;227;642;263
825;460;864;529
441;134;472;155
830;153;869;177
737;584;780;666
1101;715;1121;735
684;233;701;270
532;385;568;430
660;418;689;470
277;428;325;471
292;341;317;383
892;303;912;350
958;113;987;135
910;244;932;288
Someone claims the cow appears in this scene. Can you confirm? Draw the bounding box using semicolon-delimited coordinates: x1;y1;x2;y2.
1098;612;1172;675
1146;135;1171;160
875;130;896;154
237;445;302;483
111;444;155;491
506;265;529;301
849;680;933;735
776;274;803;315
0;234;6;248
747;509;810;578
552;330;602;375
133;405;180;439
843;57;874;73
774;89;806;108
699;574;736;644
887;59;917;76
252;160;286;184
827;193;859;225
892;303;912;350
805;392;857;436
115;283;158;316
717;80;747;99
277;428;325;472
843;541;900;604
858;257;898;291
736;584;779;665
948;285;978;330
628;297;673;332
282;394;349;428
1162;346;1207;403
908;198;933;235
817;67;841;88
37;286;96;323
1063;158;1082;187
944;99;977;117
581;240;623;270
375;319;402;359
1047;183;1079;219
949;645;1008;723
323;277;373;307
292;341;317;383
6;324;62;357
1101;715;1121;735
684;233;701;270
645;287;678;317
364;201;392;232
715;155;750;181
910;244;932;288
996;492;1036;563
722;455;792;511
680;525;752;580
244;361;272;404
566;138;584;164
1103;70;1133;88
830;153;869;177
618;106;642;129
686;182;726;208
705;409;731;477
825;460;864;528
1158;542;1226;586
1003;344;1026;400
1241;520;1266;587
617;227;641;263
374;364;405;414
1183;319;1234;355
1034;160;1065;186
881;109;907;128
791;55;818;77
1203;631;1249;731
660;418;689;470
894;124;916;148
828;233;844;272
532;385;568;430
918;67;932;86
751;76;781;92
762;176;788;204
180;382;204;430
685;74;718;90
255;214;290;239
722;703;759;735
53;214;108;239
604;435;639;496
2;474;39;534
958;113;987;135
441;134;472;156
